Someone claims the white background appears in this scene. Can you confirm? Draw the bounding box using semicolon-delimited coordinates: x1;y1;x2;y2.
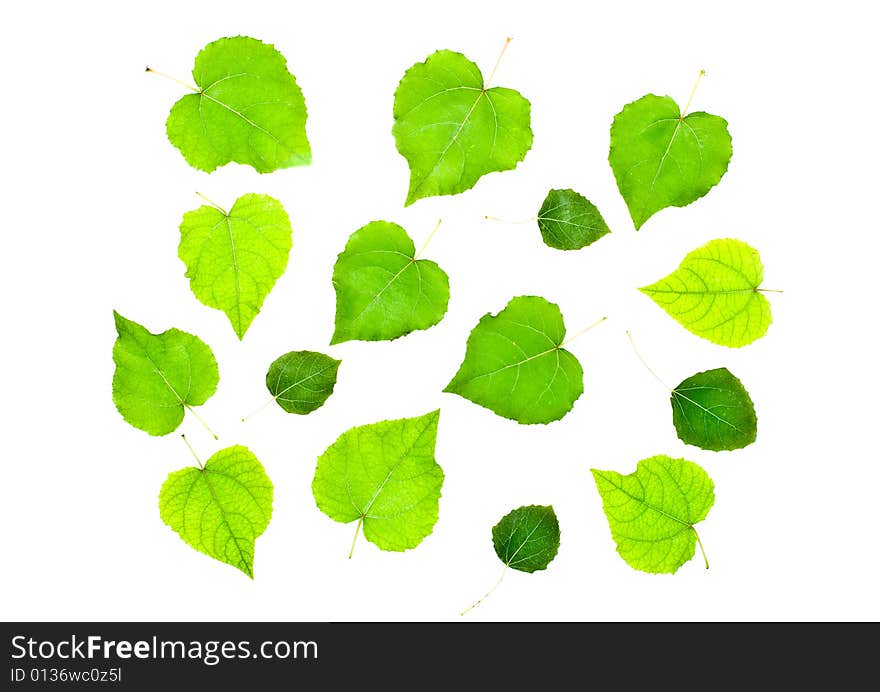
3;0;878;622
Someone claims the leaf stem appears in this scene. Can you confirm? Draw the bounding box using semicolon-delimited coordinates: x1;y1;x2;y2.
626;330;671;391
559;316;607;349
693;526;710;569
461;567;507;616
241;397;275;423
758;288;784;293
484;37;512;89
195;191;228;216
181;434;204;469
145;66;200;93
413;219;442;260
184;404;218;440
484;215;537;224
349;515;365;559
681;69;706;118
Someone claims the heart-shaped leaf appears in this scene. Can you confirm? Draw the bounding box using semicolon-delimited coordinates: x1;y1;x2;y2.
162;36;310;173
639;238;773;347
393;47;532;205
445;296;584;424
160;445;273;577
609;92;731;229
312;410;444;554
179;193;293;339
592;455;714;574
331;221;449;344
112;311;218;436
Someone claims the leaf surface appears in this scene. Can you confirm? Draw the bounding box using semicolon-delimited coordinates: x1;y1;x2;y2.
331;221;449;344
312;410;444;552
445;296;583;424
537;189;610;250
266;350;340;415
159;445;273;577
165;36;310;173
492;505;560;572
639;238;772;347
393;49;532;205
112;312;218;436
609;93;731;229
672;367;757;451
179;193;292;339
591;455;714;574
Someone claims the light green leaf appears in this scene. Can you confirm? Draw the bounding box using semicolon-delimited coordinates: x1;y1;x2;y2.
493;505;560;573
112;311;218;436
266;350;340;415
179;193;292;340
672;367;757;451
312;410;444;554
591;455;715;574
393;48;532;206
609;92;732;229
331;220;449;344
159;445;273;578
444;296;584;424
537;189;611;250
163;36;310;173
639;238;773;347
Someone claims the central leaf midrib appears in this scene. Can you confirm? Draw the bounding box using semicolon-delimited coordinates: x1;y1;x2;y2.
599;472;694;530
640;116;684;220
356;419;435;518
195;467;253;575
411;87;490;195
136;339;186;407
199;91;282;146
504;513;546;566
672;389;744;433
464;340;563;382
272;362;336;400
224;214;243;332
349;255;417;325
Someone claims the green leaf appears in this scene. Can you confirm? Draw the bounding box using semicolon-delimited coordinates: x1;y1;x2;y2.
159;445;273;578
311;410;444;554
112;311;218;436
591;455;715;574
537;189;611;250
179;193;293;339
609;93;732;229
393;48;532;206
331;221;449;344
266;350;340;415
639;238;773;347
164;36;310;173
493;505;560;572
444;296;584;424
671;367;757;451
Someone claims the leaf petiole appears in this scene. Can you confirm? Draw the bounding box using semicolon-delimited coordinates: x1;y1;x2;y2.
484;215;536;224
693;527;710;569
241;397;275;423
184;404;218;440
195;191;228;216
559;316;607;349
626;330;671;391
180;434;204;469
413;219;443;260
461;566;507;616
349;515;365;559
145;66;200;93
681;69;706;118
484;37;512;89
